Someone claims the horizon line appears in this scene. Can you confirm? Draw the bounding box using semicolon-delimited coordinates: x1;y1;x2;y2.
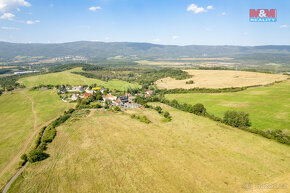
0;40;290;47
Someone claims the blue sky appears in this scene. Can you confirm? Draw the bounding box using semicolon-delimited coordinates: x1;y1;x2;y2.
0;0;289;45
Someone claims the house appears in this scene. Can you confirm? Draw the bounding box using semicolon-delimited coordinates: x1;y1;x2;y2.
84;93;91;98
112;98;122;106
79;85;84;92
71;94;79;101
102;94;117;102
120;96;128;103
144;94;151;98
85;88;95;94
59;88;67;94
92;87;102;91
144;90;153;95
128;96;135;102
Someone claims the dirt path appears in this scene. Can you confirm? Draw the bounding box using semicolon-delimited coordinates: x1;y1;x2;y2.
1;163;28;193
88;109;97;117
1;90;63;192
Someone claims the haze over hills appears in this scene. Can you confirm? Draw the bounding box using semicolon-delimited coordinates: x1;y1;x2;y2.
1;41;290;62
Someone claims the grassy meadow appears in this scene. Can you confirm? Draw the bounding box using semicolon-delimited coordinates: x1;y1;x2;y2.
9;104;290;193
166;80;290;131
0;89;74;189
18;68;140;91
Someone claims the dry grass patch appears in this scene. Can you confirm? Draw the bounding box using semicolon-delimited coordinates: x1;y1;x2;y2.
156;70;288;89
219;101;249;108
9;105;290;193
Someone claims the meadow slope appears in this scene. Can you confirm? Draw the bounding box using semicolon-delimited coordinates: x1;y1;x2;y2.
166;80;290;131
18;68;140;91
9;105;290;193
0;89;74;189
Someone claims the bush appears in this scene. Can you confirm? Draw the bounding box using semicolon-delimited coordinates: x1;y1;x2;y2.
130;114;151;124
192;103;206;115
21;154;28;161
223;110;251;128
41;126;56;143
163;111;172;120
186;80;194;84
27;149;49;163
154;106;163;114
140;116;151;124
114;106;121;111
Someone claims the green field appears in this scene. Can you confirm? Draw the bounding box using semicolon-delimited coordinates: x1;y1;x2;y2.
9;105;290;193
166;81;290;131
18;68;140;91
0;89;74;189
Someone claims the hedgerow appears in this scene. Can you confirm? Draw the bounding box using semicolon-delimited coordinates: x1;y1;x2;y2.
26;110;75;163
130;114;151;124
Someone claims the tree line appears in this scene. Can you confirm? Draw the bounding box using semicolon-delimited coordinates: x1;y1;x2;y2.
133;95;289;145
20;109;75;165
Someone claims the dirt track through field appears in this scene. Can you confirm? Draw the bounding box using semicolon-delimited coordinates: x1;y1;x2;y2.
1;90;59;193
0;91;36;179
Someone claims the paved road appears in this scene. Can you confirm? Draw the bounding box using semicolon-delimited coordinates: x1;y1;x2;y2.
1;162;28;193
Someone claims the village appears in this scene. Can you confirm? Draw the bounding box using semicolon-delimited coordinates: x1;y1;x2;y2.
58;85;154;109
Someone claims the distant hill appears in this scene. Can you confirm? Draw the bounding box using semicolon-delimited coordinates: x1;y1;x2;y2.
0;41;290;62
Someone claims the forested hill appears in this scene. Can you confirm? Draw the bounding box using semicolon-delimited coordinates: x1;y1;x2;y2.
1;41;290;60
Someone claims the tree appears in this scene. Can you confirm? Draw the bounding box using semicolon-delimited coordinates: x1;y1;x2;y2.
223;110;250;128
192;103;206;115
27;149;49;163
154;106;163;114
163;111;172;120
114;106;121;111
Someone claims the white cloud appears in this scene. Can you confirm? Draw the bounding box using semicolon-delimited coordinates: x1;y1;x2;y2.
280;25;288;28
0;12;15;20
1;26;19;30
243;32;248;36
172;35;180;40
187;4;213;14
89;6;102;11
26;19;39;24
0;0;31;12
187;4;205;14
207;5;213;10
221;12;226;16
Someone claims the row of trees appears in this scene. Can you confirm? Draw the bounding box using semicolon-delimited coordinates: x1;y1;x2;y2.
146;105;172;121
158;87;247;94
21;109;75;164
130;114;151;124
159;98;289;145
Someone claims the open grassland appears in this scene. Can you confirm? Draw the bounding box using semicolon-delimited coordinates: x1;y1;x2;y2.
156;70;288;89
18;68;140;91
0;89;73;189
166;81;290;131
10;104;290;193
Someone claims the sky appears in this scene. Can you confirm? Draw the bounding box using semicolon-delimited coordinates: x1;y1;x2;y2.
0;0;289;45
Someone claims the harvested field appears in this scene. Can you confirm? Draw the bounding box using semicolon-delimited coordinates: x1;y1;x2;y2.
156;70;288;89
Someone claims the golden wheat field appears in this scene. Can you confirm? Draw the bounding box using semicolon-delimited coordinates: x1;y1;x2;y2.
156;70;288;89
